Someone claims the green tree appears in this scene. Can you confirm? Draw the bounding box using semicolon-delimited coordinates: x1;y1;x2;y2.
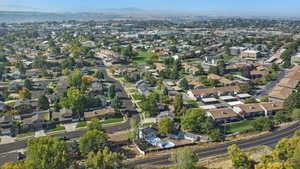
128;117;138;142
239;83;251;93
68;69;83;89
209;128;224;142
33;55;47;69
228;144;254;169
18;88;31;99
294;129;300;137
260;96;269;102
94;70;104;80
208;66;219;75
174;94;184;115
179;78;189;90
60;87;86;115
274;111;289;124
107;84;116;98
158;118;174;136
37;95;50;110
284;91;300;112
26;136;70;169
292;109;300;120
251;117;274;131
181;108;216;134
79;130;108;155
87;118;103;131
0;161;27;169
139;94;159;117
111;96;122;112
24;78;33;90
85;147;124;169
245;97;258;104
171;147;202;169
195;64;205;76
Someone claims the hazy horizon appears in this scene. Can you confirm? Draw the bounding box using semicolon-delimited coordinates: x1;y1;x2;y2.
0;0;299;17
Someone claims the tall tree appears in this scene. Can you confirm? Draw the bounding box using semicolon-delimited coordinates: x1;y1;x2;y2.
24;78;33;90
158;118;174;136
87;118;103;131
18;88;31;99
251;117;274;131
181;108;217;135
79;130;108;155
171;147;203;169
107;84;116;98
174;94;184;115
85;147;124;169
179;78;189;90
228;144;254;169
37;95;50;110
26;136;70;169
60;87;86;115
68;69;83;89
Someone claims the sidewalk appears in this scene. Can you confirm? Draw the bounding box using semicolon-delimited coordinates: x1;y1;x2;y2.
0;136;16;145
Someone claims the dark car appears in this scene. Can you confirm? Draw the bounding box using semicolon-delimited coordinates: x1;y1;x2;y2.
17;152;25;160
57;135;70;141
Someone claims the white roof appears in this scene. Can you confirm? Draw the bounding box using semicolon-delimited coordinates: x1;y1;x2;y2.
219;96;236;100
200;105;217;110
228;101;244;106
202;98;218;103
237;93;252;98
233;75;250;81
243;50;259;54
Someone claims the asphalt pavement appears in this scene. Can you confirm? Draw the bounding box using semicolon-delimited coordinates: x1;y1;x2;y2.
0;62;138;165
258;70;286;97
126;122;300;167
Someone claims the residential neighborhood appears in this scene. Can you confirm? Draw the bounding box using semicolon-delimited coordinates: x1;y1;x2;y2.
0;9;300;169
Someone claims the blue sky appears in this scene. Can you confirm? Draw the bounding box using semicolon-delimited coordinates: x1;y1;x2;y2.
0;0;299;16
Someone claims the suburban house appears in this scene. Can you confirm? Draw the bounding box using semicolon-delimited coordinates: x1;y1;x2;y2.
84;107;115;120
233;102;283;118
207;74;236;86
269;66;300;101
207;108;241;123
250;70;269;79
135;80;152;95
20;111;50;131
225;64;253;73
241;50;261;59
177;76;205;89
269;86;294;102
0;115;16;136
188;86;241;100
52;108;74;123
233;103;265;118
182;62;199;75
259;101;284;116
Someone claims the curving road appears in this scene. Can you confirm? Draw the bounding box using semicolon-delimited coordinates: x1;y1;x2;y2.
0;62;138;165
126;122;300;167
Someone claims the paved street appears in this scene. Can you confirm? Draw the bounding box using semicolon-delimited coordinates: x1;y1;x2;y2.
126;122;300;167
0;61;138;165
258;70;287;97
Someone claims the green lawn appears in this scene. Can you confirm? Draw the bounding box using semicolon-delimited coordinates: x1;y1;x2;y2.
132;51;157;64
223;55;235;61
47;125;65;133
186;100;199;107
102;118;123;124
224;120;254;134
16;132;34;138
76;121;87;128
132;94;145;101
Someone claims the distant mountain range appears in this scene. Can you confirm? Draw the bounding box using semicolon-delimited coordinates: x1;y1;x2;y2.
0;9;207;23
0;9;299;23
